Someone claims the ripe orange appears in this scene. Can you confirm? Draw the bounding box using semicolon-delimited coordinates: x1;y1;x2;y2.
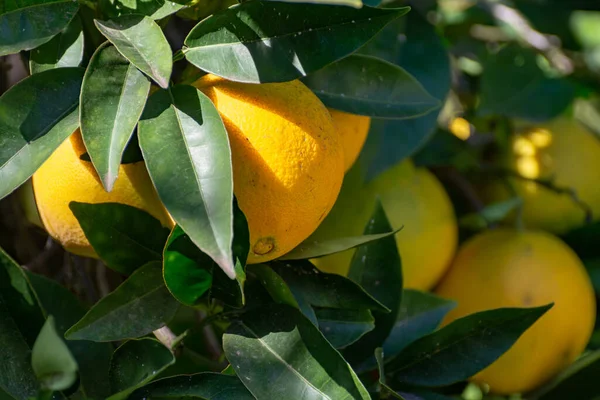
435;229;596;394
194;75;344;263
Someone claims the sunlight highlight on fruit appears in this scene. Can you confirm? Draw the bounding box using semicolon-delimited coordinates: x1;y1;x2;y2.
449;117;472;140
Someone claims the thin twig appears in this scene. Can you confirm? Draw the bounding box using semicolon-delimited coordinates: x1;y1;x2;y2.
153;326;179;351
485;167;593;224
196;309;227;362
432;166;486;213
95;261;111;298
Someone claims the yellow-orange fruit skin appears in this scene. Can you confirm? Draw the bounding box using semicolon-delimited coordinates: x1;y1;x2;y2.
311;160;458;290
484;117;600;234
435;229;596;395
328;109;371;171
32;130;172;258
194;75;344;264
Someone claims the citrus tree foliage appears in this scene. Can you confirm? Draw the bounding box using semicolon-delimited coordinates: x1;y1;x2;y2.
1;0;600;399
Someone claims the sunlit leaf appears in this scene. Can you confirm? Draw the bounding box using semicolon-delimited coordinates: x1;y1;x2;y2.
184;1;409;83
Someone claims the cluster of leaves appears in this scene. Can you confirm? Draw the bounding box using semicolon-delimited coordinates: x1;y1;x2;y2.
0;198;554;400
3;0;600;399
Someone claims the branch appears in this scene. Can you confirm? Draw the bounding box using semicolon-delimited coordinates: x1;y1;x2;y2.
153;326;179;351
479;0;574;75
485;167;593;224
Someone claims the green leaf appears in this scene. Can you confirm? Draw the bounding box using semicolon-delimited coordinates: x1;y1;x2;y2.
0;248;45;345
479;45;576;121
272;260;389;314
386;305;553;387
31;316;78;391
27;272;112;399
95;15;172;88
375;348;404;399
281;227;401;260
562;221;600;260
65;262;180;342
383;290;456;361
29;15;84;74
80;43;151;191
100;0;184;20
574;97;600;139
303;54;439;119
397;391;454;400
343;200;403;366
0;0;79;56
316;308;375;349
359;12;451;181
163;225;214;306
163;199;248;308
267;0;362;8
0;303;39;400
0;248;42;399
0;67;84;201
534;350;600;400
129;373;254;399
459;198;523;231
108;338;175;400
139;85;235;279
247;263;300;309
183;2;410;83
70;202;171;275
223;303;371;400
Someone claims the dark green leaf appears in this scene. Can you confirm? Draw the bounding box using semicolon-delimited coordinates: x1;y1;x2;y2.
163;225;214;306
70;202;171;275
65;262;180;342
183;2;409;83
164;198;248;308
268;0;362;7
95;15;172;88
27;272;112;399
0;248;45;345
231;196;250;269
0;0;79;56
397;391;455;400
459;198;523;231
575;98;600;139
303;54;439;119
0;67;84;201
247;263;300;308
359;12;451;181
29;15;84;74
412;129;478;170
534;350;600;400
108;338;175;400
375;348;404;399
479;45;576;121
562;221;600;260
281;227;401;260
316;308;375;349
31;316;78;391
100;0;184;20
344;200;403;366
0;248;42;399
223;304;371;399
0;302;38;400
583;258;600;295
139;85;235;279
383;290;456;360
272;260;389;314
80;43;151;191
129;373;254;399
387;305;553;387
